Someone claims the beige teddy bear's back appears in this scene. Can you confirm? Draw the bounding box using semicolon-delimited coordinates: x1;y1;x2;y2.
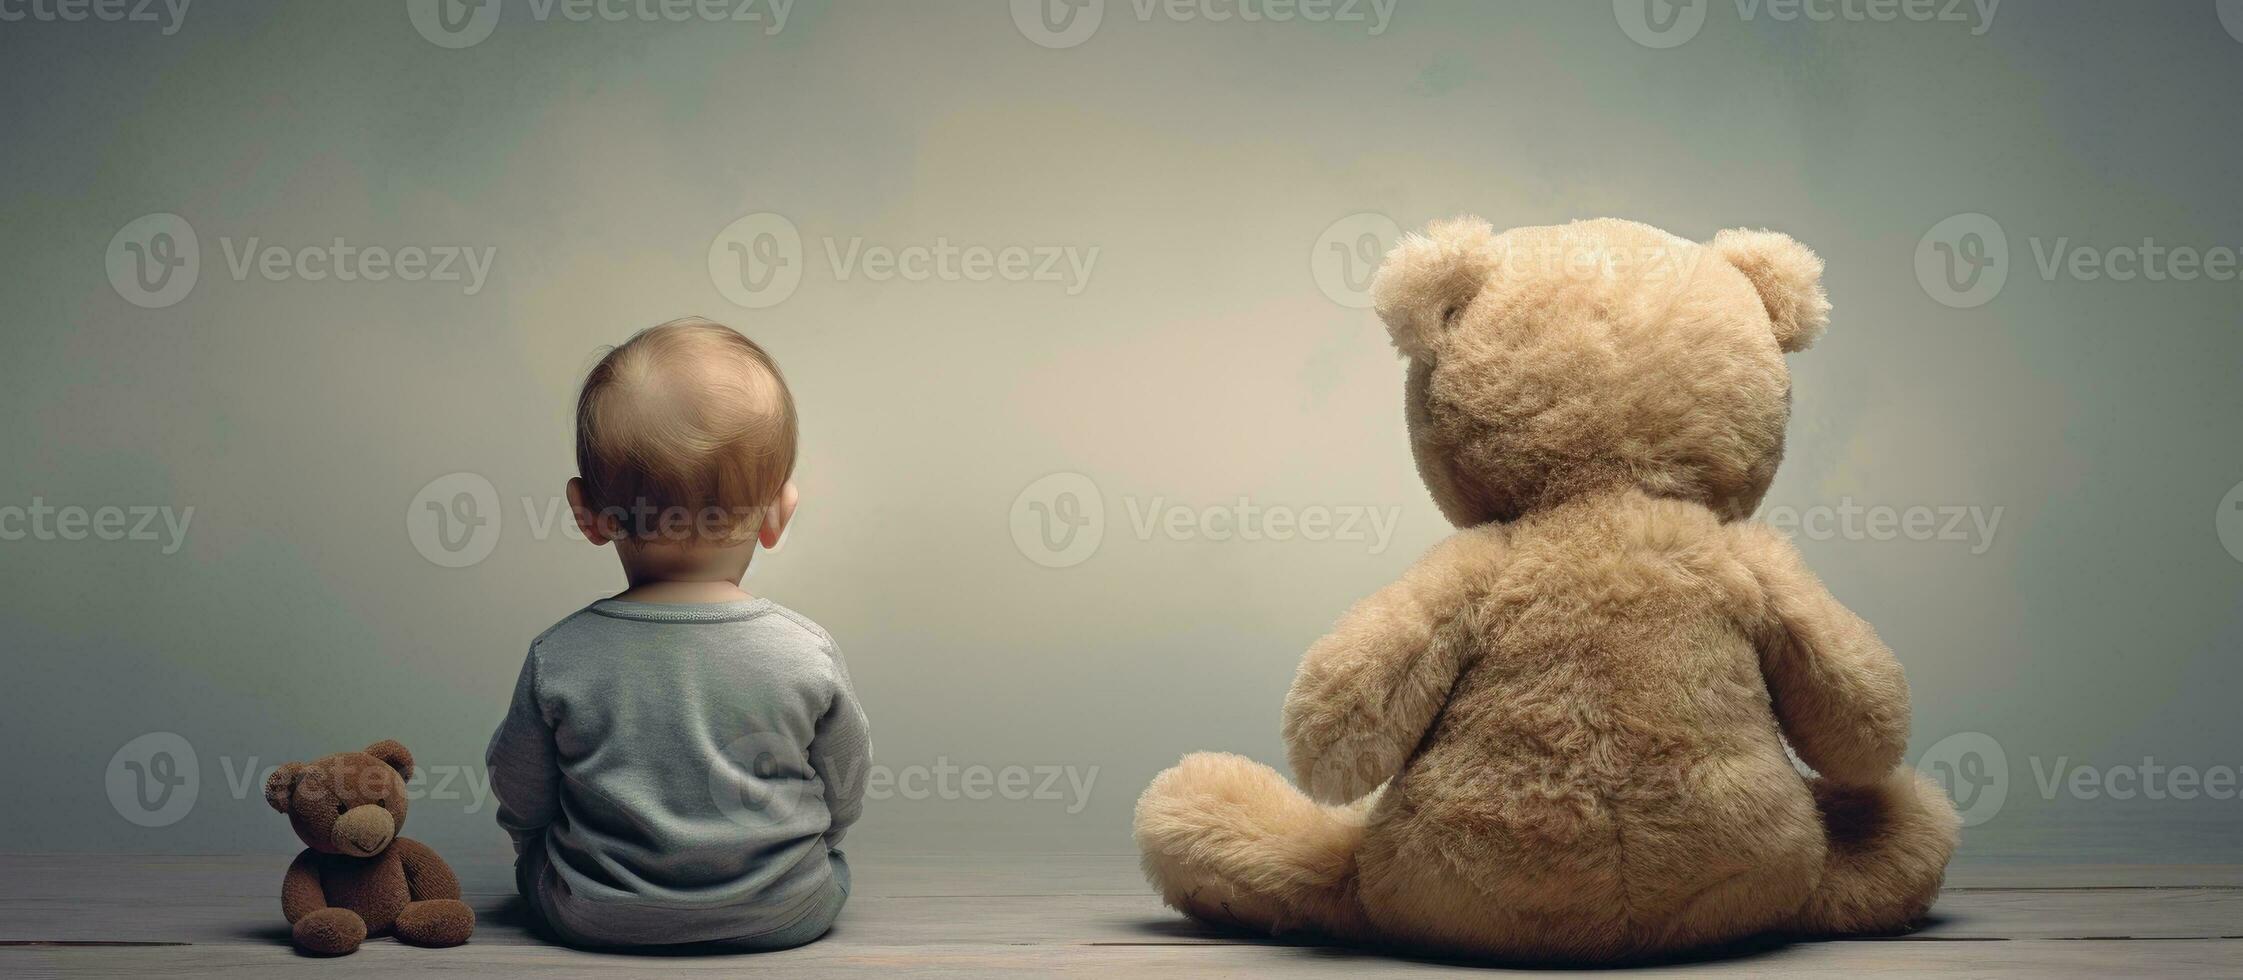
1356;490;1826;959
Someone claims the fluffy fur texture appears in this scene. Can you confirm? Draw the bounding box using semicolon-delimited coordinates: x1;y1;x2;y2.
1711;228;1832;353
267;741;475;955
1135;218;1957;963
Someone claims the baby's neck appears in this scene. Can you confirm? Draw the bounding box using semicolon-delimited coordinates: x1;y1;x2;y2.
611;538;760;604
612;579;756;605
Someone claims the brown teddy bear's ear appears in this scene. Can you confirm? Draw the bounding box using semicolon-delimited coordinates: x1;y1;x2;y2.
264;762;307;812
1710;228;1831;353
1371;216;1498;361
363;740;415;781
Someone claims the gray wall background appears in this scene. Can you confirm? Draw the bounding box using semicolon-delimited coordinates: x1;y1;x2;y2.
3;1;2240;867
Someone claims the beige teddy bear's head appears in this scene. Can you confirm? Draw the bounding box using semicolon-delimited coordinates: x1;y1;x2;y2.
1370;217;1830;526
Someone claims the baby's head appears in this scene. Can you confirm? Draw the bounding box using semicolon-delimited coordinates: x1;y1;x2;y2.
567;318;799;563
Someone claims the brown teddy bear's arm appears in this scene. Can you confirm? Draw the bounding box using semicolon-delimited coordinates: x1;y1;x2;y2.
1735;524;1911;787
280;849;327;924
1282;525;1508;804
392;838;464;902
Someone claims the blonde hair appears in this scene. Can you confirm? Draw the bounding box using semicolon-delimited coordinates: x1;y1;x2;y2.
574;317;798;544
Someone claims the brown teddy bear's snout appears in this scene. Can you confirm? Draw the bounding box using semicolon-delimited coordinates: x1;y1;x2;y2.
333;804;396;857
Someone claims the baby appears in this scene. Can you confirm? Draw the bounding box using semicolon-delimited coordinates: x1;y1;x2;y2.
487;317;869;950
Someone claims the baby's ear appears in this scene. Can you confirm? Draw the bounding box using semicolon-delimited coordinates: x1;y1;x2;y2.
364;740;415;780
264;762;307;812
1371;216;1497;360
1710;228;1831;353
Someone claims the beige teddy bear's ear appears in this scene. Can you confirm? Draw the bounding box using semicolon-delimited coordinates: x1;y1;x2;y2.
1371;216;1498;360
1710;228;1831;353
264;762;307;812
363;740;415;780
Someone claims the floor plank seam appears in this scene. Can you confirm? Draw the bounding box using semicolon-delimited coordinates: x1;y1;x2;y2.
1946;885;2243;892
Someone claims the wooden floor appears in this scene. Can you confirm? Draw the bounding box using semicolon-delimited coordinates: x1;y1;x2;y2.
3;854;2240;978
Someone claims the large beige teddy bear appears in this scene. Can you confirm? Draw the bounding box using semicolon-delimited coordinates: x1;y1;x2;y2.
1135;217;1959;963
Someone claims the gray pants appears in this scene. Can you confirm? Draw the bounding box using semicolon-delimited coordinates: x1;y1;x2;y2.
517;843;850;951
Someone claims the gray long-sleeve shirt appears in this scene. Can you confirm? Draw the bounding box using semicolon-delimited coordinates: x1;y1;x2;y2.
487;597;869;931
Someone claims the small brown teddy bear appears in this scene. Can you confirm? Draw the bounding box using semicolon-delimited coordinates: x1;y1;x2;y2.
1135;218;1960;962
265;740;476;955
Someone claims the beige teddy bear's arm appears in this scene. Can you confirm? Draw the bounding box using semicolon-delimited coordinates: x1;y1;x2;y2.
1281;525;1507;805
1735;524;1911;787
